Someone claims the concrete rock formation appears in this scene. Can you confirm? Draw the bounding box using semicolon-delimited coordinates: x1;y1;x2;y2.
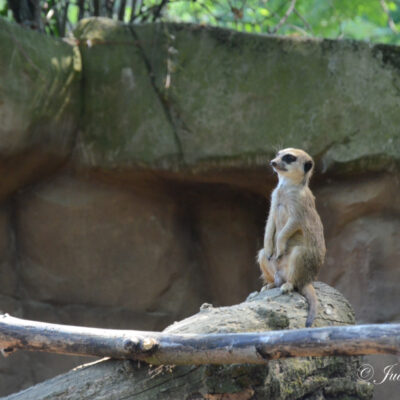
0;17;399;399
0;18;80;200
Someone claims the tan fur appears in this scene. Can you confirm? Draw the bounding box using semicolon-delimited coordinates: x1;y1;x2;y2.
257;148;326;327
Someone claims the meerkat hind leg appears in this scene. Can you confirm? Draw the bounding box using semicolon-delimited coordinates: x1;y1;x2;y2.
280;246;309;294
280;281;294;294
284;245;318;327
283;246;312;289
257;249;276;289
274;256;287;289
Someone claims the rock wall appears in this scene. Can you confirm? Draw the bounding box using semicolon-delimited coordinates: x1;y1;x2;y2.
0;17;399;398
0;18;80;200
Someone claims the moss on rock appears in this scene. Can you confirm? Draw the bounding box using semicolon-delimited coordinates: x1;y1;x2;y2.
0;18;80;197
74;18;400;175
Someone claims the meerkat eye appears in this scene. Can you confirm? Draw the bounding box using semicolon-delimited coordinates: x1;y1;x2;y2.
281;154;297;163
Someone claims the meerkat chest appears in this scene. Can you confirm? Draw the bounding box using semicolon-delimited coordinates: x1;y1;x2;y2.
274;190;291;229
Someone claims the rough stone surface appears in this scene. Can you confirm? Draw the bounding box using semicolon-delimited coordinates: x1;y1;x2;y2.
74;18;180;169
14;171;264;315
0;205;17;298
74;18;400;174
0;19;80;199
316;174;400;324
16;173;198;312
1;283;374;400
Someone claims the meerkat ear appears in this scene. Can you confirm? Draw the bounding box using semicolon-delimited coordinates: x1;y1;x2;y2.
304;160;313;173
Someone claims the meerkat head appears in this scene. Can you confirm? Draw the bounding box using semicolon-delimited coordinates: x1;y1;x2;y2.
270;148;314;185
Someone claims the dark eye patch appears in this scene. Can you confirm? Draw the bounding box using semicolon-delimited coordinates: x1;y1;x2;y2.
281;154;297;163
304;160;313;173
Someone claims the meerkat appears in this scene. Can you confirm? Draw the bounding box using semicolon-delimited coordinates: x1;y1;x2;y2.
257;148;326;327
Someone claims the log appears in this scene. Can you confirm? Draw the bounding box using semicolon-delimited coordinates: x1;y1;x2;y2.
1;313;400;364
1;282;375;399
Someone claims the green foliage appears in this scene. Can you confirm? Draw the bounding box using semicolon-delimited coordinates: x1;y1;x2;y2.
1;0;400;44
0;0;9;18
166;0;400;44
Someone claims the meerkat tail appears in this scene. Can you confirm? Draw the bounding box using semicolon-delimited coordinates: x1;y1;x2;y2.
301;283;318;328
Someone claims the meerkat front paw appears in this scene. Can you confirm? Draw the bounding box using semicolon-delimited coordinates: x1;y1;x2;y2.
280;282;294;294
275;243;286;260
264;244;274;261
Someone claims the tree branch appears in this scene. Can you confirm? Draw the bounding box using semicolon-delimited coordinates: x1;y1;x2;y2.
118;0;126;21
380;0;398;33
293;7;313;33
93;0;99;17
78;0;85;20
60;0;70;37
152;0;169;21
270;0;297;34
1;313;400;365
105;0;114;18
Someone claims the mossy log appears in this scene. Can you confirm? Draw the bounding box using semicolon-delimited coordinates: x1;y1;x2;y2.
1;283;374;399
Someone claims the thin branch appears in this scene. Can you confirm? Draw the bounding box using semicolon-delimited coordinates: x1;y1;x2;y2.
60;0;70;37
287;23;312;36
93;0;100;16
1;314;400;365
43;1;61;36
33;0;44;30
152;0;170;21
129;0;137;22
132;0;147;22
78;0;85;20
293;7;312;33
118;0;127;20
270;0;297;34
105;0;114;18
380;0;398;33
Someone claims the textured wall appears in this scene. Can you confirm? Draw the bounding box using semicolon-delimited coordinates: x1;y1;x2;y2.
0;18;80;200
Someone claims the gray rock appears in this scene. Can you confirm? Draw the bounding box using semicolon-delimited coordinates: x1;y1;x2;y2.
0;19;80;199
74;18;400;173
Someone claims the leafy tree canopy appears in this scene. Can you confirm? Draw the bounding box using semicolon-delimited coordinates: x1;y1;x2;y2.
1;0;399;44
